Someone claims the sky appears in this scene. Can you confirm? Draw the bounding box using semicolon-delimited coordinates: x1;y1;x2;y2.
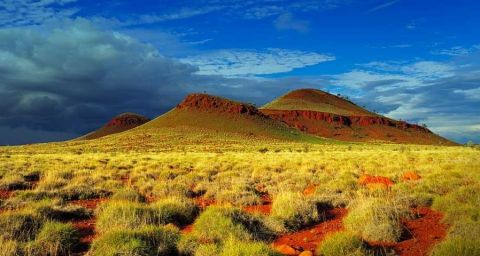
0;0;479;145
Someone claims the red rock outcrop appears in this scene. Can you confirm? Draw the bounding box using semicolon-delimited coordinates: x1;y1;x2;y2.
177;93;264;116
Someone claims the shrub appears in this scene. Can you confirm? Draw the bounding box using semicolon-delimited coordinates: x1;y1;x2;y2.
0;237;20;256
270;192;320;230
0;174;30;190
343;195;409;242
96;197;198;234
0;212;43;241
150;197;199;226
316;231;367;256
431;236;480;256
192;206;275;243
111;188;146;202
30;221;80;256
220;237;281;256
89;225;180;256
96;201;158;234
431;219;480;256
32;200;92;221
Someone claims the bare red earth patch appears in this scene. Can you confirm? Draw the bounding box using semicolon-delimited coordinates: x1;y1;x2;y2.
70;198;107;210
194;197;216;209
368;207;448;256
70;198;106;255
72;218;96;254
0;189;12;199
273;208;348;253
244;194;273;215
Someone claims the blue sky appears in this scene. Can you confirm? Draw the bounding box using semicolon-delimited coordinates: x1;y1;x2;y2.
0;0;479;144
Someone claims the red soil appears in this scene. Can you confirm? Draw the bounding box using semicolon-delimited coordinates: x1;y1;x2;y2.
402;171;422;181
358;174;394;187
177;93;265;116
181;224;194;234
273;208;348;253
72;218;96;253
244;203;272;215
261;109;455;145
70;198;106;254
368;207;448;256
303;184;317;196
194;196;216;209
70;198;107;210
0;189;12;199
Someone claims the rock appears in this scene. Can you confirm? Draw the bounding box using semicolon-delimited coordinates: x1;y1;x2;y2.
274;244;299;255
299;251;314;256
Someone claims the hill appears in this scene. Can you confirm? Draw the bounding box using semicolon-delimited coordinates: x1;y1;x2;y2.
78;112;150;140
131;93;320;143
261;89;456;145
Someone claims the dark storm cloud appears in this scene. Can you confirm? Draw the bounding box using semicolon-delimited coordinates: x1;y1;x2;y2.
0;19;197;143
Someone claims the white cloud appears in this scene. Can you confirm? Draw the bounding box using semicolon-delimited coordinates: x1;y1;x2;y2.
0;0;78;27
454;87;480;100
365;0;400;14
431;45;480;56
274;12;309;33
180;48;335;77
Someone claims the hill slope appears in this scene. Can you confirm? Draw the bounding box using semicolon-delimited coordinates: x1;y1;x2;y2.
261;89;455;145
78;113;150;140
132;93;320;143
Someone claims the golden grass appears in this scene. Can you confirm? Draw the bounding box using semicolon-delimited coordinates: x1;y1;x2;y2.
0;139;478;255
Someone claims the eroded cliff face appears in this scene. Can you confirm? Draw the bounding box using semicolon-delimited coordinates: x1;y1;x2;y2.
260;109;454;145
261;109;430;132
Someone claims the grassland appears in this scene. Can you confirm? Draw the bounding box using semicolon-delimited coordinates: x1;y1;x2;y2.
0;140;479;255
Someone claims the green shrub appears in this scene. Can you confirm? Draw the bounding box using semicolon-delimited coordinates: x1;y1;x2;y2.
270;192;320;230
192;206;275;243
90;225;180;256
219;237;280;256
111;188;146;202
0;212;43;241
32;200;92;221
96;197;198;234
316;231;367;256
0;174;30;190
431;236;480;256
96;201;158;234
0;237;20;256
150;197;199;226
30;222;80;256
431;220;480;256
344;195;409;242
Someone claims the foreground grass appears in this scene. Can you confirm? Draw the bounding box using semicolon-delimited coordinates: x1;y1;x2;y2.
0;142;478;255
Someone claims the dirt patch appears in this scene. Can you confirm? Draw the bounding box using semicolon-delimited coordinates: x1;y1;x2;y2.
70;198;107;210
402;171;422;181
273;208;348;253
194;196;216;209
72;218;96;254
244;194;272;215
368;207;448;256
303;184;317;196
70;198;106;255
0;189;12;199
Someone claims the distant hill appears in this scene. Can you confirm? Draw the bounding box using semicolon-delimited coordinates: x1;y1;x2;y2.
261;89;456;145
133;93;318;142
78;113;150;140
